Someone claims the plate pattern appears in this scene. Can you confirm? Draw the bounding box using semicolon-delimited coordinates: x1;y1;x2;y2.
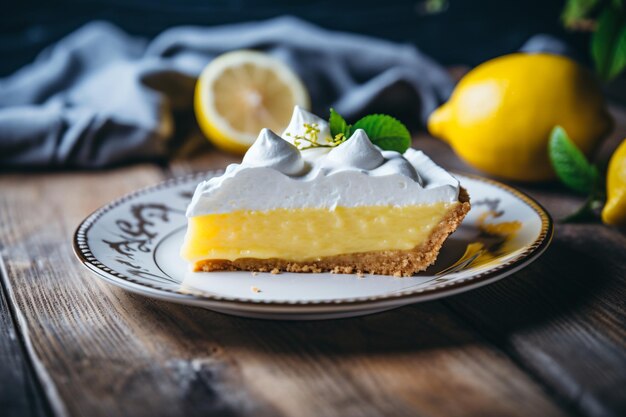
74;171;552;311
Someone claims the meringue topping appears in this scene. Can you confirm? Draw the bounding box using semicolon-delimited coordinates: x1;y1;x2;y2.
186;107;460;216
323;129;385;171
242;128;305;175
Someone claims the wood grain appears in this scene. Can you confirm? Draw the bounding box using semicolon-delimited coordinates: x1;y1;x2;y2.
0;163;569;416
0;167;260;417
422;106;626;417
0;265;51;417
1;106;623;417
444;224;626;417
156;300;567;417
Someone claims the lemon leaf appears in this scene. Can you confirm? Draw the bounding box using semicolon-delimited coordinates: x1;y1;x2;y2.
561;0;600;28
592;4;626;81
549;126;600;194
352;114;411;153
329;108;351;138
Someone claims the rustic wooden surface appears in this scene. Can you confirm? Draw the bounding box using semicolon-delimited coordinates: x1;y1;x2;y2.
0;107;625;417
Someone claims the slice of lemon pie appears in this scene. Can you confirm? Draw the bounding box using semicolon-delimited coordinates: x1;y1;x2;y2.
181;107;470;276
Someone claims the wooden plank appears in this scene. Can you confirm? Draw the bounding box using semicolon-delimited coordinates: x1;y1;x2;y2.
7;104;623;416
157;300;569;417
0;167;274;417
0;163;569;416
0;265;51;417
444;223;626;417
430;106;626;417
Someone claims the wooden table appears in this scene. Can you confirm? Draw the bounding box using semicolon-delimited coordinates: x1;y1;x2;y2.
1;107;625;417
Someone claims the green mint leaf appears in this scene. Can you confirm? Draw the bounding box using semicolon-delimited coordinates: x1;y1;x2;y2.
352;114;411;153
592;4;626;81
548;126;600;194
329;108;351;138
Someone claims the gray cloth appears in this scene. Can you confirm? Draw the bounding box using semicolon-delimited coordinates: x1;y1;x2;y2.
0;16;454;168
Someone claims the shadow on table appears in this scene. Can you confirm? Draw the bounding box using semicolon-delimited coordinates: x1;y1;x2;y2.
443;225;622;338
131;292;480;353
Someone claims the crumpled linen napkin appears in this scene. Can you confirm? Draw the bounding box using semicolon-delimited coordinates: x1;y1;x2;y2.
0;16;455;168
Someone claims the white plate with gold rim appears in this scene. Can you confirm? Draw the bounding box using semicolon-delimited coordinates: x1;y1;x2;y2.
73;171;552;320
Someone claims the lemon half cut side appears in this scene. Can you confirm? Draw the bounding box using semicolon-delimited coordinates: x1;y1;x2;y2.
195;50;310;154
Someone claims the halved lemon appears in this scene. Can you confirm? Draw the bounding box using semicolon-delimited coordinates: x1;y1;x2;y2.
194;50;310;154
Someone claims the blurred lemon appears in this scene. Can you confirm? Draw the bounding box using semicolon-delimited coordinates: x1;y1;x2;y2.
602;139;626;226
195;50;310;154
428;53;612;181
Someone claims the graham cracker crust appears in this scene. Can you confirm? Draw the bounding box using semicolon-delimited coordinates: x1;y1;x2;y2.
194;188;470;277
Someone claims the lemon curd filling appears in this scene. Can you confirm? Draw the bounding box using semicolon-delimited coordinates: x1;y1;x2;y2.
180;203;455;265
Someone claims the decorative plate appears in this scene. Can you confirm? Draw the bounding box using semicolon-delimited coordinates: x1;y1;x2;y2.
73;172;552;320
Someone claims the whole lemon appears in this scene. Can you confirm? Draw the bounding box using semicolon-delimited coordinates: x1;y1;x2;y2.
602;139;626;227
428;53;612;181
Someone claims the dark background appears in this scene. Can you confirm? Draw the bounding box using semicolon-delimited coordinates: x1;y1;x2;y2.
1;0;589;76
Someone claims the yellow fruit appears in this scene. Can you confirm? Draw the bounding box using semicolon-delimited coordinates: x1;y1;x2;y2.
195;50;310;154
602;139;626;226
428;53;612;181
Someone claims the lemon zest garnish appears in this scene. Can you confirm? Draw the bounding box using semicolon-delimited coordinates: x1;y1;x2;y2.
286;123;348;150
